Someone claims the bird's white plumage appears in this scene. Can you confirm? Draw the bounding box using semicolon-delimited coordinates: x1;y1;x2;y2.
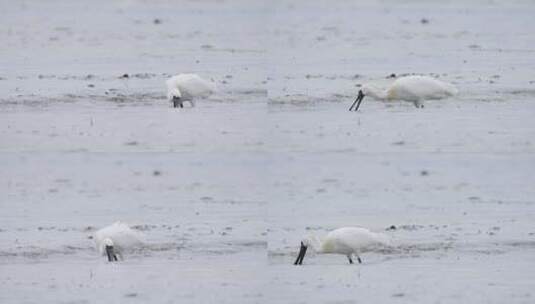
320;227;390;254
362;75;458;107
166;73;216;103
298;226;390;264
94;222;143;257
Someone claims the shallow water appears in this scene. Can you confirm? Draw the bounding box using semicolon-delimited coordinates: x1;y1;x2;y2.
1;0;535;303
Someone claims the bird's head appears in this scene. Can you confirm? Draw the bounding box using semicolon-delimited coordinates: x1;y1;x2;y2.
360;84;378;97
293;235;323;265
167;87;181;100
103;238;118;262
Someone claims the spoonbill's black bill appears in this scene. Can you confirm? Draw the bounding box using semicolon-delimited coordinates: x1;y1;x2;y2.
349;90;365;111
294;242;308;265
105;245;118;262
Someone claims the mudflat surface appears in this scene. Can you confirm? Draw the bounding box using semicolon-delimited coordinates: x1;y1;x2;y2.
1;1;535;303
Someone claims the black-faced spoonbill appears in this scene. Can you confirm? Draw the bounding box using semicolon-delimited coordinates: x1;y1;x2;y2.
166;74;216;108
349;75;458;111
294;227;390;265
94;222;143;262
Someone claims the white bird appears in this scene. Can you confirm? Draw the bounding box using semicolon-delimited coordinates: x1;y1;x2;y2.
349;75;458;111
166;74;216;108
294;227;390;265
94;222;143;262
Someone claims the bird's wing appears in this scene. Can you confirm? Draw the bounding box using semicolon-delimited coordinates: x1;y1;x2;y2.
329;227;388;251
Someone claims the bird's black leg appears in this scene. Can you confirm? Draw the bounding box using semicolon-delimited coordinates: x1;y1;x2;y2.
347;255;353;264
357;255;362;264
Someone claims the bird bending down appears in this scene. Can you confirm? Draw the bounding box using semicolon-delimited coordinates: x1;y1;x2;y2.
94;222;143;262
166;74;216;108
349;75;458;111
294;227;390;265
